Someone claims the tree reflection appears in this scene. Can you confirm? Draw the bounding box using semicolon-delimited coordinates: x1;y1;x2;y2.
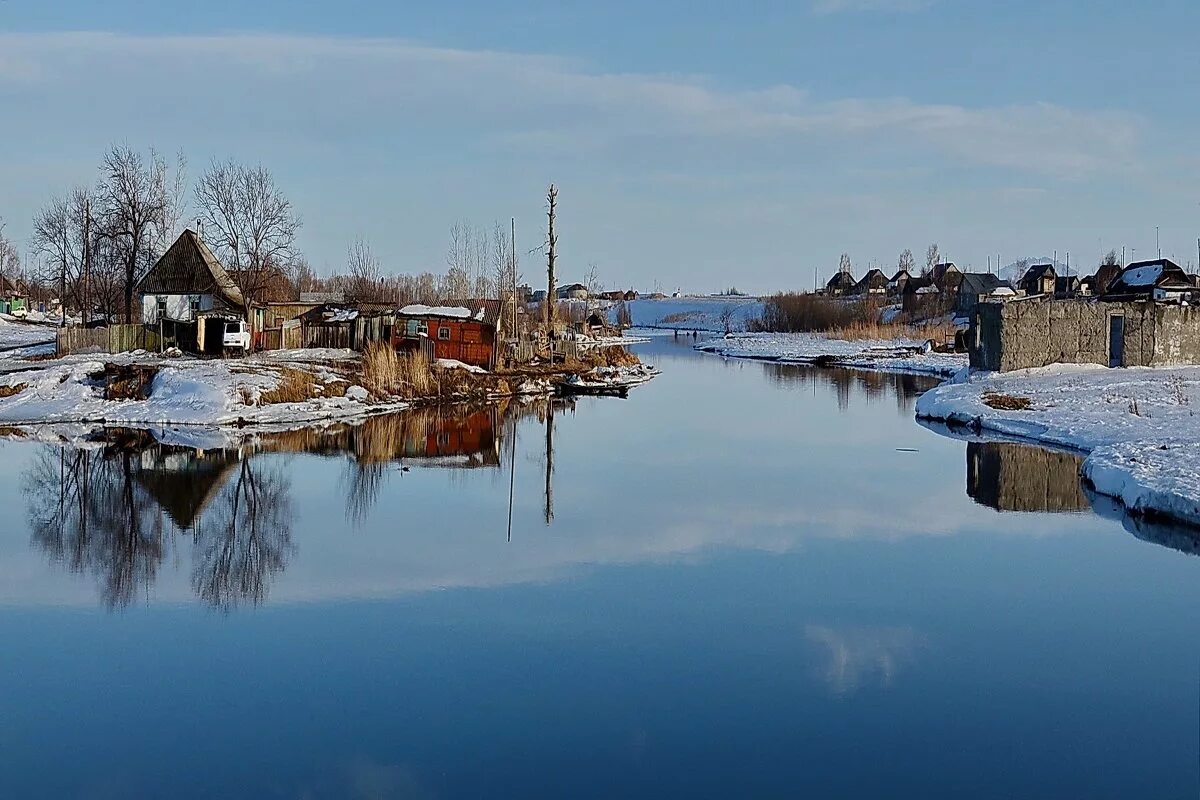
192;457;294;611
23;443;168;608
22;435;294;610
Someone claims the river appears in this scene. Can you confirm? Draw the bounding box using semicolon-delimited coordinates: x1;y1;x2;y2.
1;335;1198;798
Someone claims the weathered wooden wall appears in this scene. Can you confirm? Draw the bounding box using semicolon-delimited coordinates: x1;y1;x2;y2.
56;324;162;357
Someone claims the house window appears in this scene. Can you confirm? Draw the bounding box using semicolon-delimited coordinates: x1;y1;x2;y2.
190;296;201;313
156;297;167;317
438;326;451;340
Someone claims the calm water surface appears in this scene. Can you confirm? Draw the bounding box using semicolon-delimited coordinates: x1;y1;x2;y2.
2;336;1199;798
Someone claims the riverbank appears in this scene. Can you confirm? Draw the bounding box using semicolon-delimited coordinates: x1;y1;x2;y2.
695;332;966;377
0;345;653;431
916;364;1200;528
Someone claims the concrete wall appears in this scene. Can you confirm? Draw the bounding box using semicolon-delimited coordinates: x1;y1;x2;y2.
1153;305;1200;366
968;297;1200;372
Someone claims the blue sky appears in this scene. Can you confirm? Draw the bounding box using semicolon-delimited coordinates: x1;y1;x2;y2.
1;0;1198;292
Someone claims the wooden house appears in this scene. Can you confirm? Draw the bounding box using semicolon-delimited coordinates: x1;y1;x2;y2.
1019;263;1057;296
954;273;1015;319
393;299;502;369
825;270;855;296
902;276;942;315
556;283;588;301
888;269;911;297
0;275;28;316
930;262;963;293
851;269;888;296
1102;259;1197;303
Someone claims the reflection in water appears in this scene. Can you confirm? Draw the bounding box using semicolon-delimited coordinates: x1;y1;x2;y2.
19;399;569;609
805;624;925;696
966;441;1089;514
1085;486;1200;558
23;436;169;608
766;364;936;412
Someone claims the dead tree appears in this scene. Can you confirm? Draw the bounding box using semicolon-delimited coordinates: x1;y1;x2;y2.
545;184;558;336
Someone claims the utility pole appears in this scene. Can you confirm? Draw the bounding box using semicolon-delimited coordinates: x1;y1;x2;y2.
1157;226;1161;259
82;197;91;324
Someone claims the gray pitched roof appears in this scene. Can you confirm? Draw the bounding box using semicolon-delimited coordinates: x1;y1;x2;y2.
959;272;1012;295
137;229;245;309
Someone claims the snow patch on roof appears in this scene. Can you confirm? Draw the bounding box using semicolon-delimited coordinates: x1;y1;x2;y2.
1122;264;1164;287
399;304;471;319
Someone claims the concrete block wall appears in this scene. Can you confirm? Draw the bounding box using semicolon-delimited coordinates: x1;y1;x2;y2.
968;297;1193;372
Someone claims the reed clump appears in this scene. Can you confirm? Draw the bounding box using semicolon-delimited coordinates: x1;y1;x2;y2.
362;343;435;399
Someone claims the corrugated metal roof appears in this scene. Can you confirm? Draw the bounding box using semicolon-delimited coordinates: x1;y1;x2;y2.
137;230;245;309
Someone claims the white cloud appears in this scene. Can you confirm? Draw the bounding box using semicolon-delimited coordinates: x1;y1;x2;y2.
0;31;1139;179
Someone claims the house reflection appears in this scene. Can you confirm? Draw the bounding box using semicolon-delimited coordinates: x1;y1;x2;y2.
19;399;561;609
766;364;937;412
966;441;1089;513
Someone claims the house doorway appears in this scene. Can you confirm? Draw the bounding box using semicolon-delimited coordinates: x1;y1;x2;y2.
1108;315;1125;368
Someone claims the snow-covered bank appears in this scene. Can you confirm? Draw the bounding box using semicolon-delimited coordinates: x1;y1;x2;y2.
613;297;765;332
916;364;1200;527
0;349;401;428
696;332;966;377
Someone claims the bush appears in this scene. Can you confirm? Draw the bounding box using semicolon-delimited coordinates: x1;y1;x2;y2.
753;293;882;333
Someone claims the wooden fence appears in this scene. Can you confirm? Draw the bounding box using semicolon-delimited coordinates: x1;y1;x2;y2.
57;324;161;357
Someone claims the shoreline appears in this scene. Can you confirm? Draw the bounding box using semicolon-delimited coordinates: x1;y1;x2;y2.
914;363;1200;531
693;330;1200;533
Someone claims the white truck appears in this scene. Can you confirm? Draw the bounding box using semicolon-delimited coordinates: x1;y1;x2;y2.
222;320;251;354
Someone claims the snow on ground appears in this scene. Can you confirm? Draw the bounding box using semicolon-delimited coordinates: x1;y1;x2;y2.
0;349;402;428
916;364;1200;527
696;332;967;377
576;334;650;350
612;297;765;332
0;317;56;351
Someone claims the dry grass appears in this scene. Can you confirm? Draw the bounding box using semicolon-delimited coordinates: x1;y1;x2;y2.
581;346;641;368
362;343;436;399
255;368;350;405
982;392;1032;411
825;319;957;343
0;382;27;398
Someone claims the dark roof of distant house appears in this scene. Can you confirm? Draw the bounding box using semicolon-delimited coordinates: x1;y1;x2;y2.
890;269;911;283
826;270;855;289
558;283;587;292
1022;263;1057;283
137;229;245;309
1055;275;1081;293
958;273;1013;296
0;274;19;295
853;269;887;291
931;262;960;279
1105;259;1193;297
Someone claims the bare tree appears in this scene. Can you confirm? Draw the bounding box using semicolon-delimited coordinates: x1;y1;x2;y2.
1101;249;1121;267
97;146;175;322
898;248;915;274
0;218;21;280
444;221;471;299
583;262;601;314
718;304;737;335
195;160;301;324
838;252;852;274
346;237;382;300
924;243;940;276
